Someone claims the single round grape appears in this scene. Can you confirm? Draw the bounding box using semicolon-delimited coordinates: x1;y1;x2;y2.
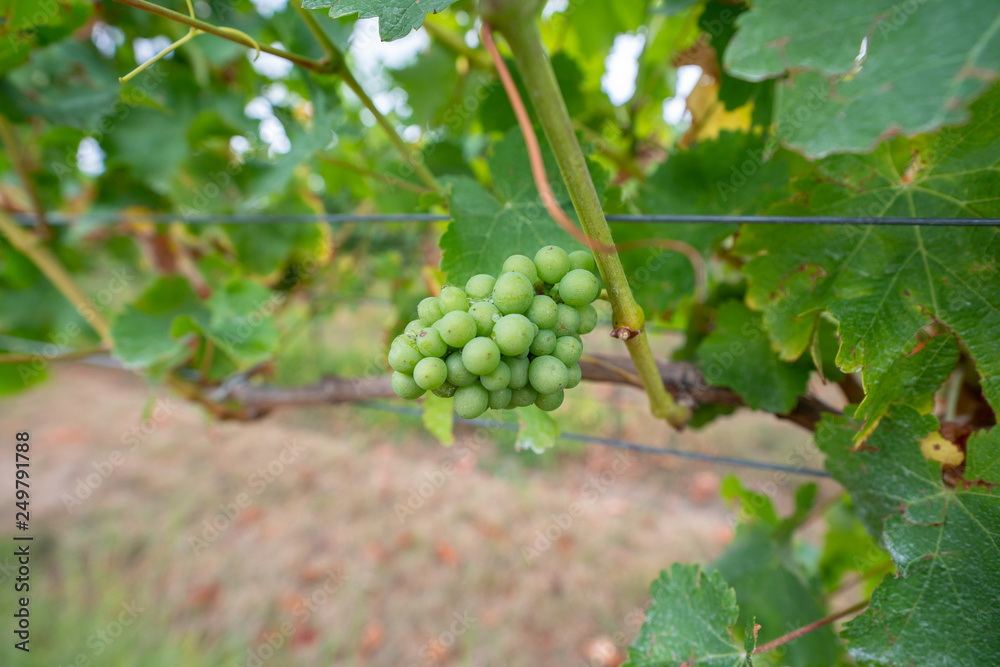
417;297;443;325
528;355;569;394
416;327;447;357
501;254;540;286
462;337;501;375
469;301;500;337
445;352;477;387
404;319;424;334
492;314;534;356
492;272;535;315
392;371;425;399
577;304;597;334
432;381;457;398
454;383;489;419
529;329;557;356
554;304;581;337
525;294;559;330
481;361;511;391
436;310;477;348
508;386;538;408
534;245;571;284
558;269;600;307
553;336;582;366
568;250;596;273
504;355;529;389
413;357;448;390
465;274;497;300
535;389;564;412
438;286;469;314
489;388;512;410
388;341;423;374
566;362;582;389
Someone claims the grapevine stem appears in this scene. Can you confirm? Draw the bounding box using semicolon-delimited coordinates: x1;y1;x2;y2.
318;156;432;194
0;347;107;364
753;600;868;655
291;0;339;63
0;213;112;345
481;18;688;425
0;114;51;239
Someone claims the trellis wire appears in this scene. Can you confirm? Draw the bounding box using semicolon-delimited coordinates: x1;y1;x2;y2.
10;212;1000;227
361;402;831;478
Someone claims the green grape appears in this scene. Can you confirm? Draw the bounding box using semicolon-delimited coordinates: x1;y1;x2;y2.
416;328;447;357
577;304;597;334
553;336;582;366
558;269;600;307
462;336;501;375
554;304;581;337
388;341;423;373
568;250;596;272
492;272;535;314
525;295;559;330
436;310;477;347
432;381;457;398
501;254;541;286
392;372;425;400
445;352;477;387
566;362;582;389
492;314;534;356
469;301;500;336
535;389;564;412
489;388;512;410
413;357;448;390
465;274;497;300
534;245;571;284
508;386;538;408
404;319;424;334
529;329;557;356
481;361;511;391
528;355;569;394
438;286;469;314
454;383;489;419
505;355;529;389
417;297;443;325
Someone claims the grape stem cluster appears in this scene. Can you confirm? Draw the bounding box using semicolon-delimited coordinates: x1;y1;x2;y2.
479;10;691;426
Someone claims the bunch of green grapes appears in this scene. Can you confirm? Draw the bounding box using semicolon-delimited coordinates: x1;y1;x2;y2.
388;245;601;419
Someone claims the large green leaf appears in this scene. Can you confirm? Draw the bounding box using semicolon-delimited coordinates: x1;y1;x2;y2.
625;563;750;667
301;0;460;41
724;0;1000;157
738;87;1000;412
818;408;1000;666
440;130;584;284
697;301;812;414
196;280;281;367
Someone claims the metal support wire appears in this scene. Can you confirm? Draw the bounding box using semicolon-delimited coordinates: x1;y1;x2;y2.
360;402;831;478
9;212;1000;227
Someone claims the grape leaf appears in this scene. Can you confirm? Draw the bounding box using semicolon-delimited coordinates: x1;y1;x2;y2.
197;281;281;367
739;86;1000;412
964;426;1000;486
724;0;1000;157
422;393;455;446
0;0;93;75
625;563;749;667
852;334;960;443
817;407;1000;665
697;301;812;414
110;277;207;377
440;129;584;284
301;0;460;42
515;405;558;455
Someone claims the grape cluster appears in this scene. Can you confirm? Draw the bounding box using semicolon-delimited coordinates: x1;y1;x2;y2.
389;245;602;419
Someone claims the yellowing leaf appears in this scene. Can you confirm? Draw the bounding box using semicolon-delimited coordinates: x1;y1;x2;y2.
919;431;964;467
